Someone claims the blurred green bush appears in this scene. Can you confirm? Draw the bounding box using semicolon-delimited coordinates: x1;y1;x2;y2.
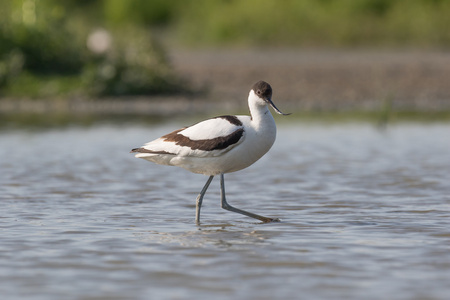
0;0;186;98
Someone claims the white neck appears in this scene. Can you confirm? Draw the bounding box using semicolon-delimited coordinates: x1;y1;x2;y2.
248;90;275;127
245;90;277;161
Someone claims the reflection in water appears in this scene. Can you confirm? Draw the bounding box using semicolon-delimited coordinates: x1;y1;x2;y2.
143;225;271;250
0;123;450;300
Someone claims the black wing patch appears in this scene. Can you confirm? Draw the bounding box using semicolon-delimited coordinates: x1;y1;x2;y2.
162;128;244;151
215;115;243;126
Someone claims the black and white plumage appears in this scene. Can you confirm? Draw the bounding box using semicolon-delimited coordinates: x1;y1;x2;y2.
131;80;290;223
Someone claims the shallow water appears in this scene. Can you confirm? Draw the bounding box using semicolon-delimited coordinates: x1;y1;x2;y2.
1;121;450;300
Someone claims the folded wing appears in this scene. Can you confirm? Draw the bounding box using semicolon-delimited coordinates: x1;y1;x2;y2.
131;116;246;160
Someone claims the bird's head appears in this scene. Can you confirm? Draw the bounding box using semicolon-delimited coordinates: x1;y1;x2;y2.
250;81;291;116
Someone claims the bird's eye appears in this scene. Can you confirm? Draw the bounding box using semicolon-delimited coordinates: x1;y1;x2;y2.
257;90;261;95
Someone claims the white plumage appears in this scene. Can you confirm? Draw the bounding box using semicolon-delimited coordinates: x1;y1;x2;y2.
131;81;289;223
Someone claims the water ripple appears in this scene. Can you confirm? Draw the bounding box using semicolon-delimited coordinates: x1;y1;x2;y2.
0;123;449;300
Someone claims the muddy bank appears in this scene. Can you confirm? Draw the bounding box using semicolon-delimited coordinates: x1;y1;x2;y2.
170;49;450;112
1;49;450;116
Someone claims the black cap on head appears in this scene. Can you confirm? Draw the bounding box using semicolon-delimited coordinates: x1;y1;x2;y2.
252;81;272;100
251;80;291;116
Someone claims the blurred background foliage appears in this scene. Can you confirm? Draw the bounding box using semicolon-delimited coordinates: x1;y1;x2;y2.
174;0;450;47
1;0;450;98
0;0;185;98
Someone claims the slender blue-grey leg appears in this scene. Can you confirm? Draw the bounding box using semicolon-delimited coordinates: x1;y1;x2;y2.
195;175;214;224
219;173;279;223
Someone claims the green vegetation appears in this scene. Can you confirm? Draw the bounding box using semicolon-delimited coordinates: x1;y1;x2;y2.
1;0;450;99
3;110;449;130
0;0;187;98
172;0;450;47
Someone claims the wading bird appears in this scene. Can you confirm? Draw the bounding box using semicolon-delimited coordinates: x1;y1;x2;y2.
131;81;290;224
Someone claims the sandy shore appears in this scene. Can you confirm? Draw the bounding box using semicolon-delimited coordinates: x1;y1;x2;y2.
2;49;450;116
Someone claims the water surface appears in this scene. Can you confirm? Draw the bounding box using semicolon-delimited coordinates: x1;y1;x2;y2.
1;122;449;300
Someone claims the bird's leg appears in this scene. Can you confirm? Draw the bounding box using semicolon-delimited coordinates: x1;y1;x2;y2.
195;175;214;224
219;173;279;223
